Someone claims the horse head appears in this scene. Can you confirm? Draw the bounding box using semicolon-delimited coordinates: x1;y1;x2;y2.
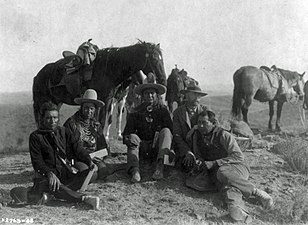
138;41;166;86
277;67;305;100
291;72;305;100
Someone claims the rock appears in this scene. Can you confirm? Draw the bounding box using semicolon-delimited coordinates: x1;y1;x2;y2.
229;120;254;138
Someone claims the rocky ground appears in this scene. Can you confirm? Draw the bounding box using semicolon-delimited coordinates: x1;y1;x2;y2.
1;132;308;225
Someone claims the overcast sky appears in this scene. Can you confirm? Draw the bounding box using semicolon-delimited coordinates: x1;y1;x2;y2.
1;0;308;93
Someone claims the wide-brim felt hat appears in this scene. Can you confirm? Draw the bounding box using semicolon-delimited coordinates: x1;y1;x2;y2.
74;89;105;108
135;83;166;95
134;71;167;95
180;85;208;97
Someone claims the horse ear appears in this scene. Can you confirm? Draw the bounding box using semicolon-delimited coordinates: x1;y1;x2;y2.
156;43;160;48
302;72;305;76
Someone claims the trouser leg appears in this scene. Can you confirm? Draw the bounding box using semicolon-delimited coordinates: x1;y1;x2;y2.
124;134;141;172
28;170;89;204
96;160;109;179
73;161;98;182
216;163;255;222
156;128;172;161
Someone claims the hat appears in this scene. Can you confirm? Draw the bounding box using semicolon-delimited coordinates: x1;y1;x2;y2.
134;71;167;95
74;89;105;108
180;84;208;97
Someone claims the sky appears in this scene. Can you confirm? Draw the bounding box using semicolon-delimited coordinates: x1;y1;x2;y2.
1;0;308;93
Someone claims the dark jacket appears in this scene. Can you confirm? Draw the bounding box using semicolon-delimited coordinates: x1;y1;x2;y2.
123;102;173;141
29;126;92;177
173;104;208;157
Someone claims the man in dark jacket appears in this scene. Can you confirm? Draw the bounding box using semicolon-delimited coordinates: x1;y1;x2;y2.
186;110;274;222
123;73;173;183
28;101;99;210
172;84;208;171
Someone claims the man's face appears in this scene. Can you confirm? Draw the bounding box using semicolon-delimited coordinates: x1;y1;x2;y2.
186;92;201;107
197;115;214;135
42;110;59;130
142;88;158;104
81;102;96;120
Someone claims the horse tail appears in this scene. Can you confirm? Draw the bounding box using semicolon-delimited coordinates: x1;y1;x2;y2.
32;63;54;127
32;75;42;127
232;68;244;119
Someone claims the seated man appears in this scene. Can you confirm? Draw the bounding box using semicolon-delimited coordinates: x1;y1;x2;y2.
123;73;173;183
172;84;208;172
64;89;109;180
28;101;100;210
186;110;274;222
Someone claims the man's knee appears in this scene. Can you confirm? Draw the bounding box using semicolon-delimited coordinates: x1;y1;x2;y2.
123;134;141;148
159;127;172;136
74;161;89;172
216;165;233;184
158;128;172;149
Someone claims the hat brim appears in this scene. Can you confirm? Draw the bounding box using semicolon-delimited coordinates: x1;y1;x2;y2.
74;98;105;108
180;89;208;96
135;83;166;95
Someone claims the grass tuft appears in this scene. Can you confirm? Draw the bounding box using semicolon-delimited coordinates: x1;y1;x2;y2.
271;138;308;175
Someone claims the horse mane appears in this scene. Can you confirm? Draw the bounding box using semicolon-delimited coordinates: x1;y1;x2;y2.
98;40;163;58
276;67;300;82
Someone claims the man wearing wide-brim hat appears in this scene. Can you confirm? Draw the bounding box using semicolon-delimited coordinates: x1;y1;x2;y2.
64;89;109;180
123;72;173;183
173;83;209;172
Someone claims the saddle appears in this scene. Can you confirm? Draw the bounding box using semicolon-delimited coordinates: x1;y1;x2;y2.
48;39;98;97
260;67;289;95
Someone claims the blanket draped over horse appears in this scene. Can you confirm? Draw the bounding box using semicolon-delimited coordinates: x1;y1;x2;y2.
231;65;305;131
166;66;198;112
32;40;166;130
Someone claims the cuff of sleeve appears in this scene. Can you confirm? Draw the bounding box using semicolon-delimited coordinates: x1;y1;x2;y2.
187;151;196;161
216;159;222;167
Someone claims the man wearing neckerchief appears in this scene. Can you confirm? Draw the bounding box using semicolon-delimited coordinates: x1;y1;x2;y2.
28;101;100;209
64;89;109;180
123;73;173;183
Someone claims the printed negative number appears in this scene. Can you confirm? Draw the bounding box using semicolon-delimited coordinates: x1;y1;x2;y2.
1;218;34;223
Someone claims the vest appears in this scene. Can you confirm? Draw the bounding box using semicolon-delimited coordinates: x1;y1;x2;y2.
196;127;228;161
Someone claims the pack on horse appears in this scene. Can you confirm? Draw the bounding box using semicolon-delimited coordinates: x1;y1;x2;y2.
166;66;198;112
232;65;305;131
32;40;166;133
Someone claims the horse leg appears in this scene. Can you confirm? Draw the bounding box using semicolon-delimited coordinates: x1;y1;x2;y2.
104;98;115;141
116;95;126;140
241;95;252;124
275;101;284;132
268;100;274;131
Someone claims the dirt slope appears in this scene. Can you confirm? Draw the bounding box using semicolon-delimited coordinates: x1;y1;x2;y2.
0;94;308;224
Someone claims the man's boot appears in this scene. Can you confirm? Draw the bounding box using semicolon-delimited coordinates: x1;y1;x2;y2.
130;167;141;183
82;195;100;210
152;159;164;180
253;188;274;210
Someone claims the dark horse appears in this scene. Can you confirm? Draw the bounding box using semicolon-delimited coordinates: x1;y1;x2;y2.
232;66;305;131
166;66;198;112
303;81;308;110
33;41;166;128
